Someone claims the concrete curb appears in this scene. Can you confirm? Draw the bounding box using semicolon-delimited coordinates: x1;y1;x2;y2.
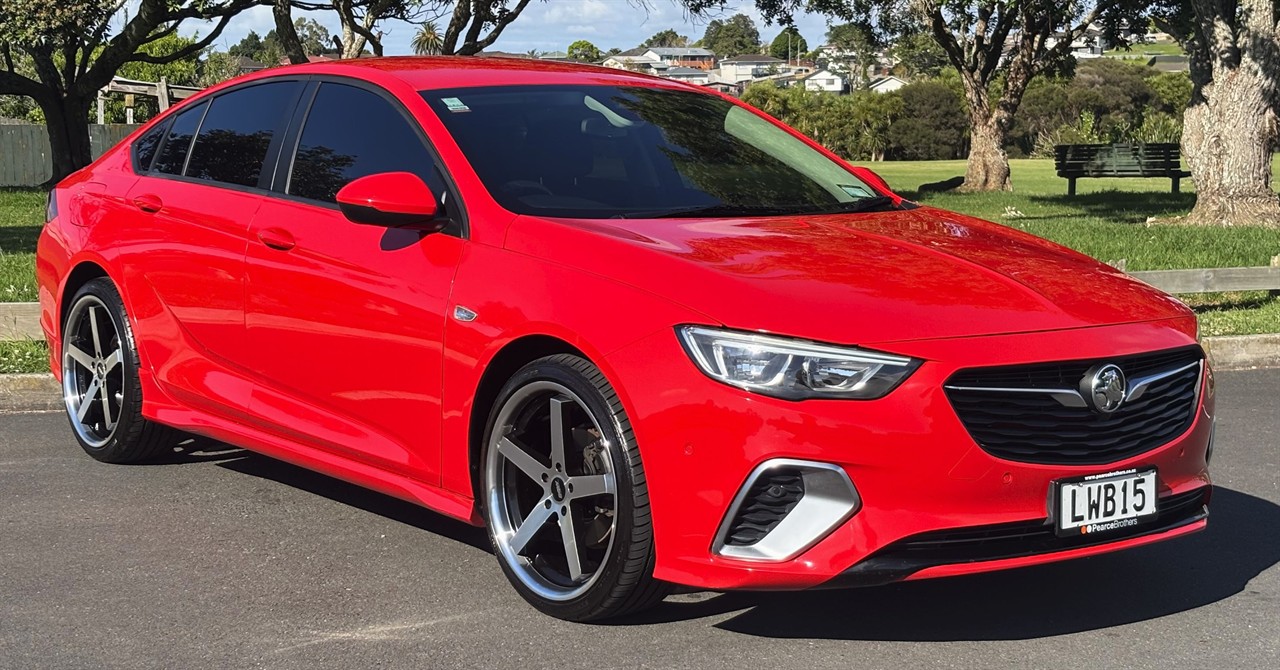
0;335;1277;414
0;373;61;413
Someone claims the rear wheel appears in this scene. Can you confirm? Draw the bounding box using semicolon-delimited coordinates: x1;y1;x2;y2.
61;278;173;463
482;354;668;621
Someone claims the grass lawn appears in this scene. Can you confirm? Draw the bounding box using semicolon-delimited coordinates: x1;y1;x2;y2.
0;188;43;303
0;340;47;375
2;158;1279;372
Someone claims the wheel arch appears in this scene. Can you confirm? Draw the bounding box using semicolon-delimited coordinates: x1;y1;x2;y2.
58;261;111;331
467;334;588;501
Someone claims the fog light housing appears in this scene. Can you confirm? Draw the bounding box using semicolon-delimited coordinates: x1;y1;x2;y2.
713;459;860;562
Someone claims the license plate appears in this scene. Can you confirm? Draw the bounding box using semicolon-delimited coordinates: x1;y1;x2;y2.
1055;469;1158;537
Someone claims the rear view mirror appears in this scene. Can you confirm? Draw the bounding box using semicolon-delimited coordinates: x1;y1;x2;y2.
336;172;442;230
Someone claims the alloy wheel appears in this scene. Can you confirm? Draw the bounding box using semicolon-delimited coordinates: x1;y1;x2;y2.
485;380;618;602
62;296;125;448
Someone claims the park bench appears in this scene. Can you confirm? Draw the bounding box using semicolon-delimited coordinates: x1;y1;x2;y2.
1053;143;1191;196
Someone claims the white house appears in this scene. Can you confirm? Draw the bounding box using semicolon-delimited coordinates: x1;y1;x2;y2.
801;69;846;93
717;54;786;83
601;53;669;74
659;66;712;85
868;75;907;94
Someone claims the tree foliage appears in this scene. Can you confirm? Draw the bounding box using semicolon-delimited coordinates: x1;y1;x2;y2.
0;0;261;184
643;29;689;48
701;13;761;57
768;26;807;61
567;39;602;62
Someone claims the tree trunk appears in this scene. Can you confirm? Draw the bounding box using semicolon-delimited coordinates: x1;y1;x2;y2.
963;114;1013;192
956;76;1013;192
41;95;94;187
1180;57;1280;227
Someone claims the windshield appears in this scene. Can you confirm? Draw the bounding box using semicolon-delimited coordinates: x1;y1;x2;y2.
421;85;882;219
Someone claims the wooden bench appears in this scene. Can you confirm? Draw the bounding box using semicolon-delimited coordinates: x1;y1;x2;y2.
1053;143;1191;195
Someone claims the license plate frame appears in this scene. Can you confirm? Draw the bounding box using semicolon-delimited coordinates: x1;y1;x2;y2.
1053;468;1159;538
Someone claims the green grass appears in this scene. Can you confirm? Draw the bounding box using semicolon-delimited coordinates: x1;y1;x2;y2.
871;158;1280;336
1104;42;1186;58
0;188;43;303
0;340;48;374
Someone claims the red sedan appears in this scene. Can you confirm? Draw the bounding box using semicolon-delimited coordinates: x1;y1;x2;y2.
36;57;1213;622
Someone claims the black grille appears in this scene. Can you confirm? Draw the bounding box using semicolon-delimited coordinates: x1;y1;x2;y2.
829;486;1209;587
723;469;805;546
944;347;1203;464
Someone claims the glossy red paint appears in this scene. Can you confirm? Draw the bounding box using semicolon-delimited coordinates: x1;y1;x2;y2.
335;172;439;222
37;57;1211;593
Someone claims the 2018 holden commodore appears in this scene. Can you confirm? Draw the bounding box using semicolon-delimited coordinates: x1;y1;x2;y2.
36;57;1213;622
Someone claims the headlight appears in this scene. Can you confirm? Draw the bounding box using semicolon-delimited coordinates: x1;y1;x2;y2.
676;326;921;400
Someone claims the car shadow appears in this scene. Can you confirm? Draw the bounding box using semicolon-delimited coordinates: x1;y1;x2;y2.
630;487;1278;639
213;450;492;553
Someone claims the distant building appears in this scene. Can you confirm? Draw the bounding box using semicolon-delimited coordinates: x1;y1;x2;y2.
717;54;786;83
868;75;907;94
234;56;266;75
660;66;712;85
641;47;716;70
802;68;846;93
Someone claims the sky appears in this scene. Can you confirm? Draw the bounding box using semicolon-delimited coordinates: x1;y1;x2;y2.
186;1;837;57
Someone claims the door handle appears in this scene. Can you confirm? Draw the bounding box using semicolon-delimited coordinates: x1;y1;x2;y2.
132;194;163;213
257;227;296;251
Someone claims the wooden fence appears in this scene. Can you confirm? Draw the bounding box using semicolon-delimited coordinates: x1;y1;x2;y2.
3;266;1279;342
0;124;140;187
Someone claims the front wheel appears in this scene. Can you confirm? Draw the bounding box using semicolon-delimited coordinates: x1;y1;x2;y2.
481;354;668;621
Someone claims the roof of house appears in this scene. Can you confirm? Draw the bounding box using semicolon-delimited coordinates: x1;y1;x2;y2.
645;47;715;57
801;69;843;80
719;54;783;64
869;75;907;88
234;56;266;69
477;50;536;59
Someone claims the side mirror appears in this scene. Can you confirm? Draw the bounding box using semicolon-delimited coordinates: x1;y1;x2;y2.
847;165;897;197
336;172;442;230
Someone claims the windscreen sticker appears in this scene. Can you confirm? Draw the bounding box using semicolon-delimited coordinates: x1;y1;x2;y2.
442;97;470;113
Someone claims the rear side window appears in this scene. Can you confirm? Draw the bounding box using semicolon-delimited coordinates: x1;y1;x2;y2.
132;120;169;173
289;82;448;209
153;102;207;175
185;81;302;188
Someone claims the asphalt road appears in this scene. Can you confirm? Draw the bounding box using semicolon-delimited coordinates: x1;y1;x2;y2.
2;370;1277;670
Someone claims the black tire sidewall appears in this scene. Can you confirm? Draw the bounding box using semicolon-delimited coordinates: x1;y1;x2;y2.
62;279;146;462
480;355;650;621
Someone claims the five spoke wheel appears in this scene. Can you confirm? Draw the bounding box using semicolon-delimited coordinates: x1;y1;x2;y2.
62;296;125;448
486;381;618;602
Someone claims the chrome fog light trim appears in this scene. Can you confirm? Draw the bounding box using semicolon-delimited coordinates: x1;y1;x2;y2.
712;458;861;562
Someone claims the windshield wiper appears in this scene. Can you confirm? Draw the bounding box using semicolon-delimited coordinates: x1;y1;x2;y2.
617;204;802;219
815;195;900;215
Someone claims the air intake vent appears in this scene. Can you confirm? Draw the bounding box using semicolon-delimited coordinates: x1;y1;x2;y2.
723;469;805;546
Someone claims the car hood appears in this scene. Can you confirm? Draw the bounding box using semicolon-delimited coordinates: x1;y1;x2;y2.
504;207;1193;346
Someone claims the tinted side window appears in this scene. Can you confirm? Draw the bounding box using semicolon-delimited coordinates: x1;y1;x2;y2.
132;120;169;173
289;83;448;208
185;81;302;188
153;102;207;175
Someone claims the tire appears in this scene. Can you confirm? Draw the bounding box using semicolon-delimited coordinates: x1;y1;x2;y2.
481;354;669;621
60;278;174;463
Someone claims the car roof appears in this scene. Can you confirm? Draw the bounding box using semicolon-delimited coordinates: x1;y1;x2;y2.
246;56;694;92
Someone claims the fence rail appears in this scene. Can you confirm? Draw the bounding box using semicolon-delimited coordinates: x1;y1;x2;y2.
0;124;140;187
3;266;1278;343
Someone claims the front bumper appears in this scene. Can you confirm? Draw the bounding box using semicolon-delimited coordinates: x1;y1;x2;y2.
603;317;1212;591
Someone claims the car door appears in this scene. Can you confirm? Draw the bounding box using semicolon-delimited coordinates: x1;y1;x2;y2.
124;80;304;416
243;80;466;484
